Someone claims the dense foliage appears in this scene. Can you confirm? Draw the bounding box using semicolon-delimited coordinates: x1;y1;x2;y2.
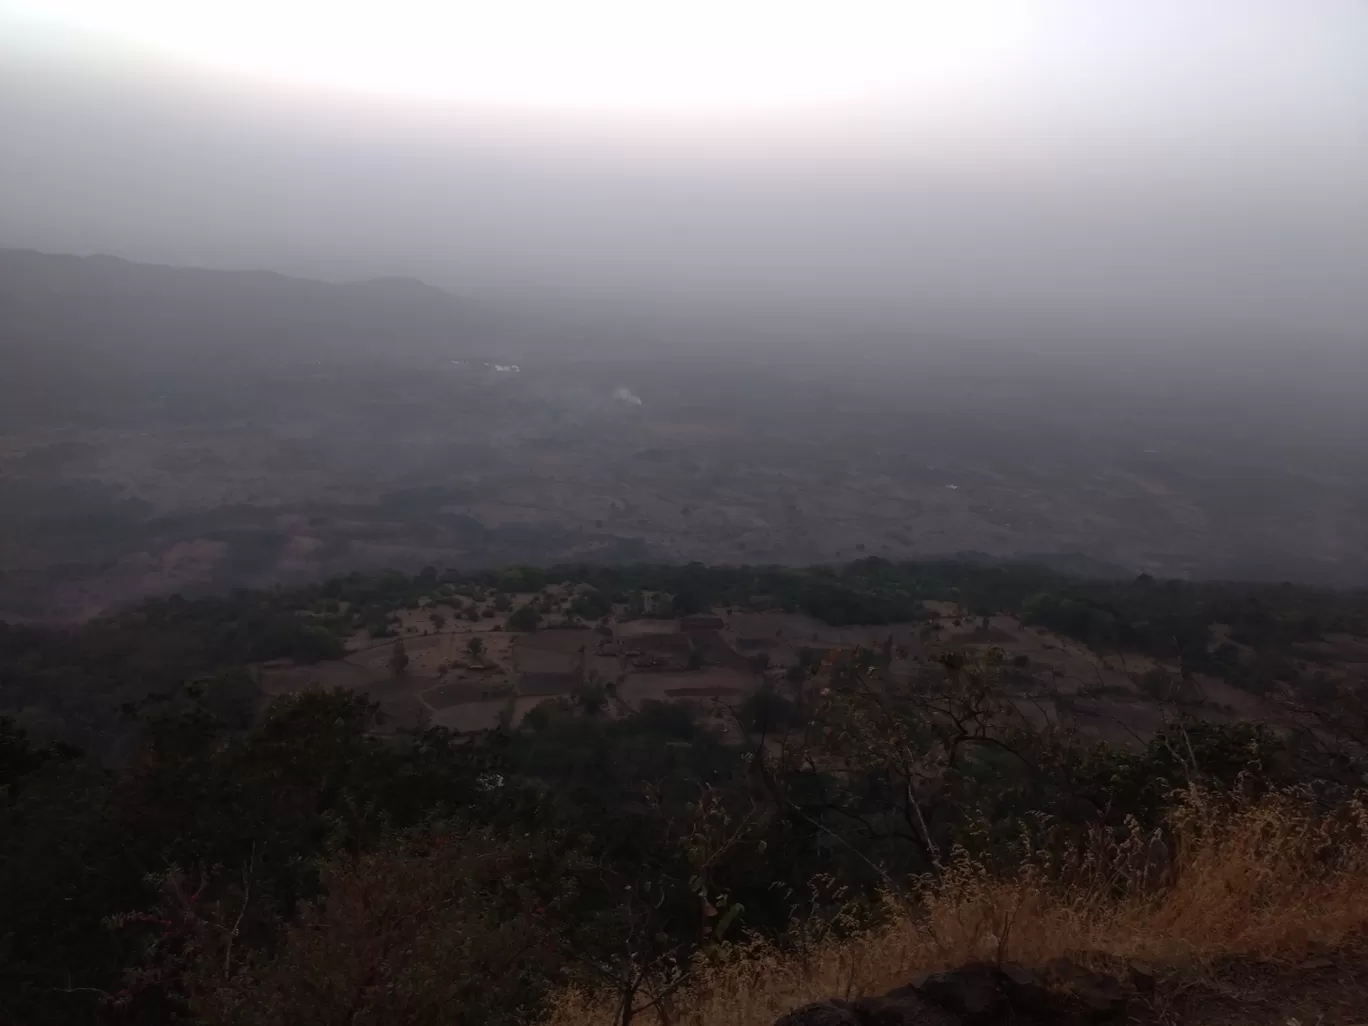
8;559;1364;755
3;558;1366;1024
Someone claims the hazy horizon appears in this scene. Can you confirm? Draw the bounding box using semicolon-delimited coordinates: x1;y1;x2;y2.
3;0;1366;355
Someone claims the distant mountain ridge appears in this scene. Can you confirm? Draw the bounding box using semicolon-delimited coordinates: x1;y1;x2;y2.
0;247;462;305
0;248;496;372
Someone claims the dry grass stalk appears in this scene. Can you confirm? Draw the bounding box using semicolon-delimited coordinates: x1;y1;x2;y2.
545;788;1368;1026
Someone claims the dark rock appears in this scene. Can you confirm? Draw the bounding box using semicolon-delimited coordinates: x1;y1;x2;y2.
774;960;1134;1026
855;988;961;1026
1126;961;1156;994
774;1000;862;1026
996;963;1038;988
1046;958;1127;1019
997;962;1053;1012
913;962;1004;1023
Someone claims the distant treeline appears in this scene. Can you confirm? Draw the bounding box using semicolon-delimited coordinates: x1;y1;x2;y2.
4;557;1366;754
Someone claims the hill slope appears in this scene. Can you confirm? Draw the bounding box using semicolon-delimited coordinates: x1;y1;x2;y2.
3;560;1368;1025
0;248;497;408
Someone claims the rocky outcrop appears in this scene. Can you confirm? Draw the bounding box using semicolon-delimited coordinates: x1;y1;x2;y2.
774;958;1133;1026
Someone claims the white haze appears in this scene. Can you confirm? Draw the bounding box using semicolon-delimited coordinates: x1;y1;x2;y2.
1;0;1365;359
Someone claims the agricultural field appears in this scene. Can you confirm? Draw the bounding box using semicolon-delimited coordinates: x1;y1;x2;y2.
255;573;1303;742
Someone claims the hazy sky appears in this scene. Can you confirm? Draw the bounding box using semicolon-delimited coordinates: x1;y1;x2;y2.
2;0;1366;347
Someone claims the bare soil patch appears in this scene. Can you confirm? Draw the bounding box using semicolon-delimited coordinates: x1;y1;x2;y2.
618;668;759;708
615;619;682;638
422;680;512;710
430;698;508;732
518;628;597;653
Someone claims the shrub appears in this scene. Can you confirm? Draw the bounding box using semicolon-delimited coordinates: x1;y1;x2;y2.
194;833;558;1026
507;605;542;632
546;787;1368;1026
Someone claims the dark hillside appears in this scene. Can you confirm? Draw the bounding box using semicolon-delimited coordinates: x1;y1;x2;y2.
0;249;498;426
3;559;1367;1024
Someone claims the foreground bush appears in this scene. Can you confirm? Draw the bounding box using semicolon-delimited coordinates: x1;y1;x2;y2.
546;787;1368;1026
192;831;559;1026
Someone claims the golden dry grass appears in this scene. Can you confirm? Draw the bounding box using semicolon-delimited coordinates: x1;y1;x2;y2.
546;788;1368;1026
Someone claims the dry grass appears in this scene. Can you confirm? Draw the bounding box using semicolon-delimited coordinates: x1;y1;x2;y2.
546;788;1368;1026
